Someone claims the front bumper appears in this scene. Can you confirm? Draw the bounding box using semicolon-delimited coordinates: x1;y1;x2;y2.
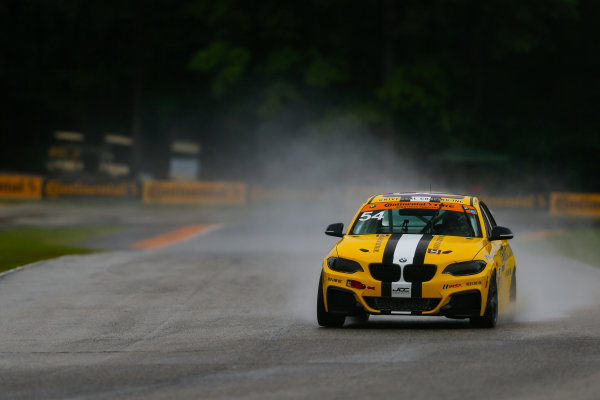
322;268;489;317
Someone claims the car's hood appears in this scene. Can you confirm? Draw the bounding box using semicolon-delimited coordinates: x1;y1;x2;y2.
336;234;489;266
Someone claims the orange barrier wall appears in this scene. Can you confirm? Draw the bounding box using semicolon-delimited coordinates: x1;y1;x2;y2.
142;180;247;204
550;192;600;217
479;194;549;209
0;174;43;199
44;180;140;199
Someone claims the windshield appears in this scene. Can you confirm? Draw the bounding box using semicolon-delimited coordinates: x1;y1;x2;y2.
349;205;482;237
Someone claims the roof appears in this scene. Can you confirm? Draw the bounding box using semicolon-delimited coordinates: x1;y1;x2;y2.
368;192;477;206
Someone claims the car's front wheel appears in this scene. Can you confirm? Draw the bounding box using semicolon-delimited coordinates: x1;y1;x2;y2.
317;274;346;328
470;272;498;328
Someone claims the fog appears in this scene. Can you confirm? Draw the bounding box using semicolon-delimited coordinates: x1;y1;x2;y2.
511;246;600;322
3;126;599;328
224;128;600;325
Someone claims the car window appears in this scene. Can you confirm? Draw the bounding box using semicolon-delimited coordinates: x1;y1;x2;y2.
478;203;494;236
479;202;497;226
350;207;482;237
465;211;482;237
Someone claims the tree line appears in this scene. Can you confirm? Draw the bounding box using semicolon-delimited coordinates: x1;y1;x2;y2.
1;0;598;190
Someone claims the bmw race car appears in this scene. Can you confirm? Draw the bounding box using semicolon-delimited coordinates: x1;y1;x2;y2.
317;192;516;328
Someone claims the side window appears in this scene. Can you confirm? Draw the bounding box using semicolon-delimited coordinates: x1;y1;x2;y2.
480;202;497;227
479;202;494;237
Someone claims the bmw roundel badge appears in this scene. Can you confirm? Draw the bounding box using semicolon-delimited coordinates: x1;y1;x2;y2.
399;257;408;263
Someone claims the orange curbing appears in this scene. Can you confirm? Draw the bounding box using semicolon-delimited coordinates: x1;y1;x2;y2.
130;224;221;249
521;229;563;241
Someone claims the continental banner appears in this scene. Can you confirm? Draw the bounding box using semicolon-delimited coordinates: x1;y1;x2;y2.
250;185;326;202
0;174;43;199
550;192;600;216
479;194;549;209
44;179;140;199
142;181;247;204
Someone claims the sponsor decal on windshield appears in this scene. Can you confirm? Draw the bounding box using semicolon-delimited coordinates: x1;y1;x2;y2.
361;202;464;212
410;196;431;202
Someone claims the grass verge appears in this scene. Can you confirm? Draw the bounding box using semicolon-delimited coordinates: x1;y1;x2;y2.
0;226;121;274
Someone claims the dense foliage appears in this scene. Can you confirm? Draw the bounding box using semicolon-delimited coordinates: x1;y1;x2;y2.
1;0;598;190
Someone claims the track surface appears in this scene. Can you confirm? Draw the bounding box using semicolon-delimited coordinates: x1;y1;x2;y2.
1;203;599;399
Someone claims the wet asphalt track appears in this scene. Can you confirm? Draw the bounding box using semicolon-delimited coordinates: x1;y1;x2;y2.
0;202;599;399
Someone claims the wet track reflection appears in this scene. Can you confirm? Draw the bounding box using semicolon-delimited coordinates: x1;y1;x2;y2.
0;202;599;399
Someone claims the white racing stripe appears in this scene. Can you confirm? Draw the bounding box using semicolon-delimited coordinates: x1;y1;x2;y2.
391;234;423;297
393;234;423;272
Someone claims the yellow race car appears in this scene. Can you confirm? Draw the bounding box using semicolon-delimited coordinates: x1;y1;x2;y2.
317;192;516;328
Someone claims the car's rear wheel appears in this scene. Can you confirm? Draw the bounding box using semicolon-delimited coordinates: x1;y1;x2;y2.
470;272;498;328
317;274;346;328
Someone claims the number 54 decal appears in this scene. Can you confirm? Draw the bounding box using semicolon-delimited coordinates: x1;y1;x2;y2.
359;211;385;221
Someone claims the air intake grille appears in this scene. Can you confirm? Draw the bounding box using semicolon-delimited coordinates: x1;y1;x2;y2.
403;264;437;282
369;263;401;282
364;297;440;312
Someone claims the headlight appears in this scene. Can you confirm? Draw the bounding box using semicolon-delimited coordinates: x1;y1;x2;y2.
443;260;487;276
327;257;364;273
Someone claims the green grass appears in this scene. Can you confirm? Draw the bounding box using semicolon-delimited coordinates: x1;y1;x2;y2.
536;229;600;268
0;226;121;273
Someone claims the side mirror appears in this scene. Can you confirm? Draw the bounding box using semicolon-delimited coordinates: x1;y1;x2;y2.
489;226;513;241
325;223;344;237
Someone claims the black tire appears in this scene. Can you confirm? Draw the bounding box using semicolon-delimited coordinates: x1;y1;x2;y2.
470;272;498;328
509;266;517;303
317;274;346;328
349;312;370;324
